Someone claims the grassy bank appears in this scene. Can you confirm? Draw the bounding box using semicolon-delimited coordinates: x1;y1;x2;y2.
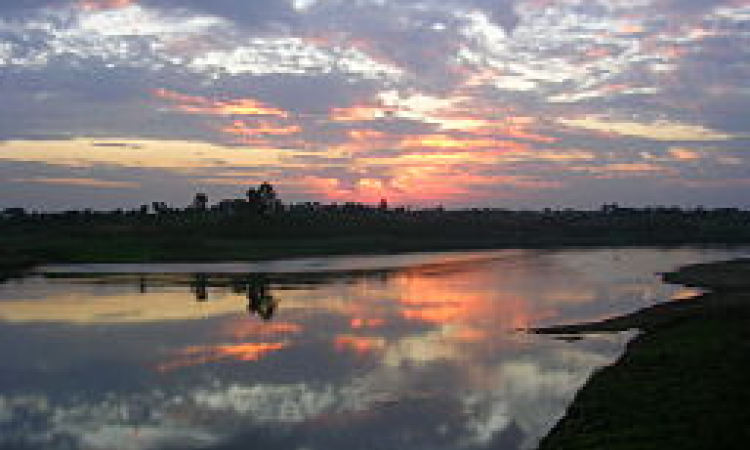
536;259;750;450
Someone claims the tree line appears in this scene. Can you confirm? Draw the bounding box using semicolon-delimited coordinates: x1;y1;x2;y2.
2;182;750;246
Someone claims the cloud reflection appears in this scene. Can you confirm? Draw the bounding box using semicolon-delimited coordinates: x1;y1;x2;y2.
1;249;742;449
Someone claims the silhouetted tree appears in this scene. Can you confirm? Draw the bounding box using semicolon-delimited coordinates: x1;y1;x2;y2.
246;187;263;214
139;275;147;294
2;207;26;218
193;193;208;211
247;273;277;320
152;202;169;214
258;181;280;214
191;273;209;301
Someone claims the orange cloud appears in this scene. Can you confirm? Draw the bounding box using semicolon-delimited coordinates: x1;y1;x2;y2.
392;268;545;335
296;161;563;205
668;147;702;161
402;304;464;324
501;126;558;143
423;113;556;144
157;342;288;372
400;135;509;150
606;162;666;172
221;319;302;341
79;0;135;10
296;176;354;200
331;105;394;122
350;318;385;329
334;335;386;355
348;130;387;140
154;89;289;117
433;117;498;131
380;151;498;165
620;24;645;34
222;121;301;137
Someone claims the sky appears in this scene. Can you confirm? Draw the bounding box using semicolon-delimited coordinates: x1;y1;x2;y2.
0;0;748;210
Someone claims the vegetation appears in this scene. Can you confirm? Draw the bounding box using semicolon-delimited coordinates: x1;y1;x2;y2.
536;259;750;450
2;183;750;279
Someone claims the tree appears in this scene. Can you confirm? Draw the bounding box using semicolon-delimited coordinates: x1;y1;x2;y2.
193;193;208;211
247;187;263;213
152;202;169;214
258;182;277;203
256;182;280;214
2;207;26;218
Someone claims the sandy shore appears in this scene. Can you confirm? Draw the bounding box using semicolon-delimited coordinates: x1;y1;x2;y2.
535;258;750;449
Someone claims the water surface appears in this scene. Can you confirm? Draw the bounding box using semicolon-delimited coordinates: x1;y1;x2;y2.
0;248;744;450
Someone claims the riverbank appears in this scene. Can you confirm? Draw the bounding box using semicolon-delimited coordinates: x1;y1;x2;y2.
3;230;746;284
535;258;750;450
0;235;518;282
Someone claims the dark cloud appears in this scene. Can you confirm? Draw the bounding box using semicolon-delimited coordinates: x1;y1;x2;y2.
0;0;295;29
143;0;297;28
91;142;144;148
468;0;520;32
0;66;217;143
203;73;383;116
0;0;70;14
697;92;750;134
656;0;733;16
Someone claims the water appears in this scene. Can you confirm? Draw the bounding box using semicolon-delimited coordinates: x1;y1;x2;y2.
0;248;745;450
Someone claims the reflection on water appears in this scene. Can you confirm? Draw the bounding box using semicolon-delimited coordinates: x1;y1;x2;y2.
189;273;278;321
0;248;745;450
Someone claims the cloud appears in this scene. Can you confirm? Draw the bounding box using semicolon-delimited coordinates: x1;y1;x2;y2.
559;116;739;141
668;147;703;160
143;0;297;28
468;0;520;32
79;0;137;10
91;142;143;148
158;342;289;372
1;0;749;208
10;177;141;188
154;89;290;118
656;0;732;16
0;1;72;15
0;0;298;28
0;138;290;169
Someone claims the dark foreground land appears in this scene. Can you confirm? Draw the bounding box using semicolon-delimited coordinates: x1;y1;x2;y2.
536;259;750;450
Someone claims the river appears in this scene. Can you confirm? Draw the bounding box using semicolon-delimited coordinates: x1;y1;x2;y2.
0;247;745;450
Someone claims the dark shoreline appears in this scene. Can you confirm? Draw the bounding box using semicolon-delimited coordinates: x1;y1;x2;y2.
535;258;750;449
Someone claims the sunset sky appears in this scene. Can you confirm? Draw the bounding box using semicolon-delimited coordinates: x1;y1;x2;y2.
1;0;748;210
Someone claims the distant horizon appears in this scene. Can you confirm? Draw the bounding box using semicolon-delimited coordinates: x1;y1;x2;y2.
1;1;749;210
